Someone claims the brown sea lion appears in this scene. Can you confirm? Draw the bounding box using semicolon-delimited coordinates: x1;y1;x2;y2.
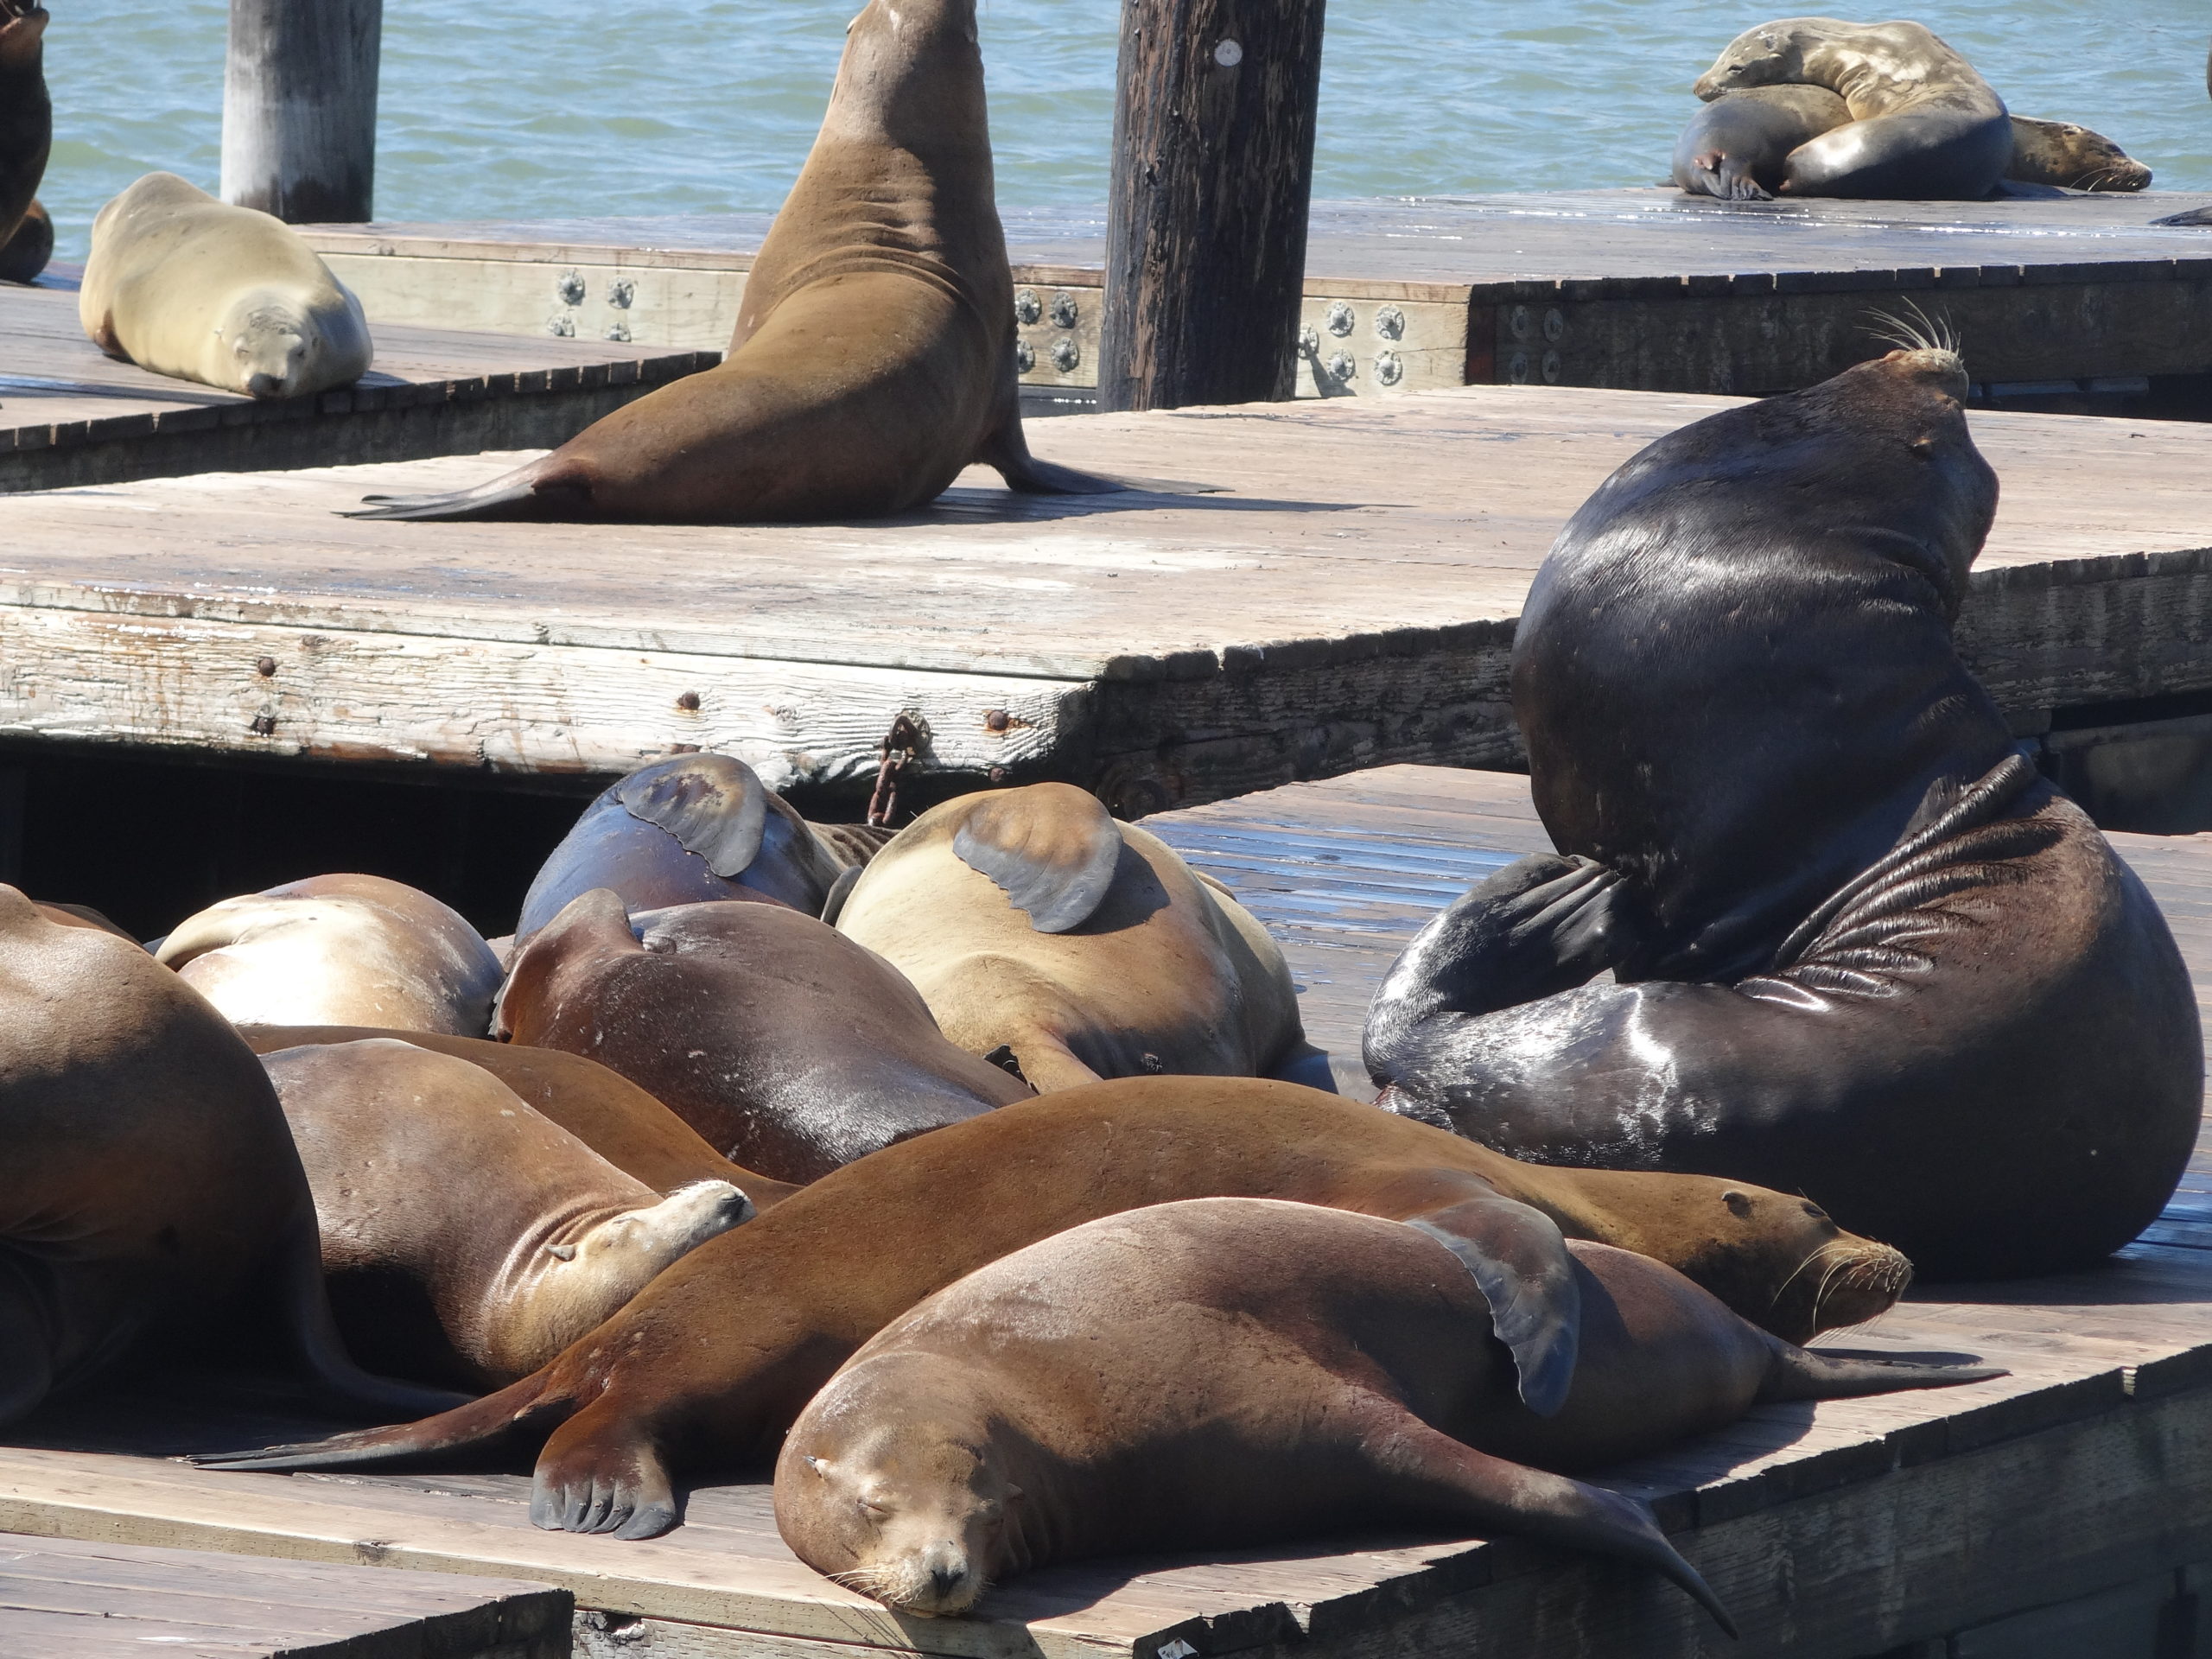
496;890;1033;1182
836;783;1329;1092
1694;19;2012;199
35;900;140;943
2005;117;2152;192
263;1040;753;1388
1673;85;1849;200
200;1078;1910;1538
1363;344;2202;1279
516;753;874;938
156;874;505;1036
0;887;460;1427
345;0;1126;524
0;0;48;270
235;1023;799;1209
779;1198;1997;1628
0;195;51;283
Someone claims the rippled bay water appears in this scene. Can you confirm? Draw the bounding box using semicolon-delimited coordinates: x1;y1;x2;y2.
33;0;2212;261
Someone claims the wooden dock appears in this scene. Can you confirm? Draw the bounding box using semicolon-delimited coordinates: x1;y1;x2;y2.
0;764;2206;1659
301;190;2212;410
0;385;2205;817
0;282;715;493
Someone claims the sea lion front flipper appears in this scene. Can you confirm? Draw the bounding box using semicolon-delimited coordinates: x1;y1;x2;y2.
616;753;769;879
980;427;1220;497
1402;1195;1580;1416
952;784;1123;933
531;1395;680;1539
1758;1344;2006;1402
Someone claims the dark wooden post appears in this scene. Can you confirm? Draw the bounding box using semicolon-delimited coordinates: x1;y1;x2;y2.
220;0;382;223
1096;0;1326;412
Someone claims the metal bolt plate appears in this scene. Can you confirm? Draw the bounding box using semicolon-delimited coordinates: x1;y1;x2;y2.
1541;348;1563;384
1327;350;1356;381
1052;337;1080;372
608;279;636;310
1014;289;1042;325
546;315;576;337
1299;323;1320;354
1325;301;1355;337
1374;349;1403;386
1542;308;1565;343
1510;305;1532;340
1015;340;1035;373
1050;291;1079;329
1373;305;1405;340
1508;350;1530;384
603;320;631;343
556;270;586;306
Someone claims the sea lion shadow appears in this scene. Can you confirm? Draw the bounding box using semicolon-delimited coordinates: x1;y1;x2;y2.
920;485;1360;525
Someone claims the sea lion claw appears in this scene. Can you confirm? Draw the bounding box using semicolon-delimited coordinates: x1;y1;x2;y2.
1402;1198;1581;1416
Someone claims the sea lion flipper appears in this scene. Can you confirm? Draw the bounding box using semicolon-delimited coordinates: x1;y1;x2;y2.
194;1367;563;1471
1402;1197;1580;1416
615;753;770;880
952;784;1122;933
272;1210;474;1421
530;1397;680;1538
343;459;586;522
982;431;1221;498
1758;1344;2006;1403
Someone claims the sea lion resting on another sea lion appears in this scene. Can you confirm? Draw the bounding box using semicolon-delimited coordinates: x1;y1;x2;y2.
200;1079;1910;1539
264;1039;753;1388
79;173;372;398
836;783;1329;1091
0;0;49;274
780;1198;1998;1629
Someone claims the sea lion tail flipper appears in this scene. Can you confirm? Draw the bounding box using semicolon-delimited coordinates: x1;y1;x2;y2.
1402;1198;1580;1416
531;1396;680;1539
1759;1344;2006;1402
343;458;589;522
952;784;1122;932
193;1367;568;1471
272;1211;474;1421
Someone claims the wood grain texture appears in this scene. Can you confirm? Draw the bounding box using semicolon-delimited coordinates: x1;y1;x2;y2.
220;0;381;224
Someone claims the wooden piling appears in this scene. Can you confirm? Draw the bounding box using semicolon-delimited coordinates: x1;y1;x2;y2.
1096;0;1327;412
220;0;382;223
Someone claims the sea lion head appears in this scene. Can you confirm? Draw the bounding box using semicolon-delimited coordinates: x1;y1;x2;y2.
2026;122;2152;193
1664;1183;1911;1344
825;0;986;153
0;0;48;66
219;295;321;400
776;1351;1022;1618
1692;21;1808;100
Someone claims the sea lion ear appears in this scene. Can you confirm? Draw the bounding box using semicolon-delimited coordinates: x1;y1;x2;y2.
616;753;770;879
804;1454;831;1476
952;784;1123;934
1402;1195;1582;1417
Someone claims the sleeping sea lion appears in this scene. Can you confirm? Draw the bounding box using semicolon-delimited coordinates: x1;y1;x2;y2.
0;887;459;1426
780;1198;1997;1629
1693;19;2012;199
345;0;1127;524
1363;344;2202;1279
835;782;1329;1091
79;173;372;398
156;874;505;1036
496;891;1033;1182
200;1077;1911;1539
2005;117;2152;192
264;1040;753;1387
0;0;48;271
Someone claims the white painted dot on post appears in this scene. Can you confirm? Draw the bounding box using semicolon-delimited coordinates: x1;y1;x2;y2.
1213;38;1243;66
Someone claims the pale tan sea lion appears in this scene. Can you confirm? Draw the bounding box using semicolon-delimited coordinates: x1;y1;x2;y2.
836;782;1327;1091
79;172;372;398
779;1198;1997;1628
263;1039;753;1387
156;874;504;1036
2005;117;2152;192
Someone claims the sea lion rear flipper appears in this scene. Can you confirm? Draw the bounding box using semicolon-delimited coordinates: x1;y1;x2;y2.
1265;1040;1340;1094
1402;1196;1580;1416
1758;1344;2006;1403
343;459;588;522
194;1366;566;1471
819;863;864;925
273;1211;474;1421
616;753;769;879
952;784;1123;933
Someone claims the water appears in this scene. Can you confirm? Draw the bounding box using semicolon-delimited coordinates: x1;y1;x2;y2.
34;0;2212;262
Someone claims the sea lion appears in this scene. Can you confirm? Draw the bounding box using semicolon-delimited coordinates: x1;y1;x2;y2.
1693;19;2012;199
1363;344;2202;1279
235;1023;800;1209
780;1198;1996;1628
200;1077;1911;1537
0;196;50;283
836;783;1329;1092
0;887;460;1427
0;0;48;270
2004;117;2152;192
516;753;875;938
346;0;1125;524
35;900;140;943
1673;86;1850;200
263;1039;753;1388
156;874;505;1036
78;173;372;399
496;890;1033;1182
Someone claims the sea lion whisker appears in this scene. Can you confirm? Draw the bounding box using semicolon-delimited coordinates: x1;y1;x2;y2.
1769;1240;1845;1308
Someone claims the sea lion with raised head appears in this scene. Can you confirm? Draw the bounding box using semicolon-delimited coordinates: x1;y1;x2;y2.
263;1039;753;1388
200;1077;1911;1538
780;1198;1997;1629
157;874;505;1036
2004;117;2152;192
496;890;1033;1181
836;783;1329;1091
0;887;460;1426
0;0;48;274
1363;343;2202;1279
346;0;1128;524
1693;19;2012;199
1673;85;1850;200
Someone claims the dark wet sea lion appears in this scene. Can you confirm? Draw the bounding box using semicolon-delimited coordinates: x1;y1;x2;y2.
1694;19;2012;200
0;196;51;283
200;1078;1911;1537
1363;346;2202;1279
264;1039;751;1388
346;0;1125;524
2005;117;2151;192
157;874;505;1035
836;783;1328;1092
235;1023;799;1209
1673;86;1849;200
0;887;459;1426
496;890;1033;1182
780;1198;1997;1629
0;0;48;267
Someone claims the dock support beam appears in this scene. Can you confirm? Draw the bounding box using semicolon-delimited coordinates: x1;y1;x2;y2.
1097;0;1326;412
221;0;382;223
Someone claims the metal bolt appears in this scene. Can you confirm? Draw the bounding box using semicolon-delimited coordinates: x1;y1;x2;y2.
603;320;631;344
254;657;276;677
1325;301;1355;337
1052;337;1080;372
676;690;701;712
988;766;1008;783
556;270;586;306
1050;291;1079;329
249;714;276;736
608;279;635;309
1327;350;1356;382
1510;306;1532;340
1542;308;1565;343
1375;350;1404;386
1508;350;1531;385
984;709;1010;732
1015;340;1035;373
1212;38;1243;66
547;315;575;338
1541;349;1563;384
1373;305;1405;340
1014;289;1042;325
1299;323;1320;354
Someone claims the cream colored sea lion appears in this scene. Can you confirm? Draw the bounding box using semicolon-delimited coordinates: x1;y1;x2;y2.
0;887;460;1426
263;1039;753;1388
836;783;1328;1092
1693;19;2012;199
779;1198;1997;1628
79;173;372;399
0;0;48;273
2005;117;2152;192
347;0;1127;524
156;874;504;1036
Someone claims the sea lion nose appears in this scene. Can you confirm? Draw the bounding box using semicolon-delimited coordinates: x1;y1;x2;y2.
930;1562;966;1597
